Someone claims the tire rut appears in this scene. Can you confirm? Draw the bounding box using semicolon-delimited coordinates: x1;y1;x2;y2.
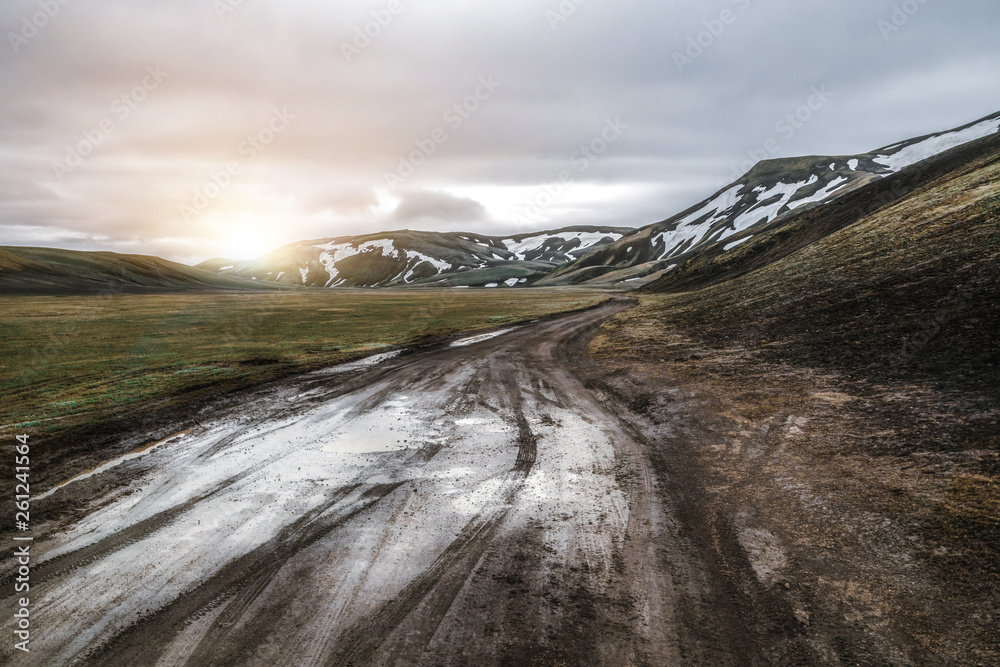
0;451;296;601
78;482;401;666
322;365;538;666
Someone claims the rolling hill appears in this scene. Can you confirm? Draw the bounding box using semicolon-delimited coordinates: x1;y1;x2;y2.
0;247;286;295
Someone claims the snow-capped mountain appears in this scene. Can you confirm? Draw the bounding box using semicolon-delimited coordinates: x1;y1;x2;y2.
543;111;1000;286
197;226;632;288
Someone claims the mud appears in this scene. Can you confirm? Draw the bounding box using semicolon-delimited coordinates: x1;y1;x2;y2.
6;297;973;665
0;299;677;665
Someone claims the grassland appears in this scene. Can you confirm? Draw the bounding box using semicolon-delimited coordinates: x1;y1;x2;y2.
0;288;605;440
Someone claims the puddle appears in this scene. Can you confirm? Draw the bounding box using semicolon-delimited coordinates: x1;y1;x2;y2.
311;350;402;375
37;431;191;501
450;328;517;347
321;422;412;454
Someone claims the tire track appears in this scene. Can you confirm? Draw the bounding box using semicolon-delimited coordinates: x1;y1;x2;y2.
322;365;538;666
77;483;401;667
0;450;298;601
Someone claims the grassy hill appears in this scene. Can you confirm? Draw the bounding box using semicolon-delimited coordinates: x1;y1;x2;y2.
0;246;288;295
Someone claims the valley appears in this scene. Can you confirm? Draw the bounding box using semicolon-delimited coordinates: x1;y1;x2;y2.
1;104;998;666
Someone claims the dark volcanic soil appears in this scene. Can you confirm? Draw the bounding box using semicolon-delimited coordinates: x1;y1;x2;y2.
2;298;993;665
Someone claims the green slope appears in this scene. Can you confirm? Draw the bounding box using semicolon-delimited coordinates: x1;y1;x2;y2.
0;246;291;295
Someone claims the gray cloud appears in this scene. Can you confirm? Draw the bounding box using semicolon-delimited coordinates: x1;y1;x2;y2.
393;190;488;226
1;0;998;262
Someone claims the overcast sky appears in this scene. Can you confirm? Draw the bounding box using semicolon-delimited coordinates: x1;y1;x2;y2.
2;0;999;263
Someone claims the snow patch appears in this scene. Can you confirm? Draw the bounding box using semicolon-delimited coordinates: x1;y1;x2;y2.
403;251;452;282
874;117;1000;172
502;231;622;261
787;176;849;210
723;237;752;251
310;350;402;376
721;177;818;240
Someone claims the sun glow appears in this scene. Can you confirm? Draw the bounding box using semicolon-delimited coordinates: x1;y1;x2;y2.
222;234;277;261
206;211;284;260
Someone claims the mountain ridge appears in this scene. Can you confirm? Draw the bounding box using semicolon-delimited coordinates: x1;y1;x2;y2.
540;109;1000;286
197;225;633;289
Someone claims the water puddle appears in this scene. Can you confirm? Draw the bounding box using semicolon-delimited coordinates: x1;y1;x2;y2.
321;430;411;455
450;328;517;347
310;350;402;376
37;431;191;501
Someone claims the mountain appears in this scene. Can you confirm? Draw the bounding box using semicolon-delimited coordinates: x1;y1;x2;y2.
0;247;286;295
542;110;1000;286
642;130;1000;295
198;226;632;288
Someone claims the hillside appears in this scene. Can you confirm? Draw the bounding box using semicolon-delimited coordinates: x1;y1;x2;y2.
584;113;1000;663
543;110;1000;286
0;247;284;295
643;131;1000;294
198;226;632;289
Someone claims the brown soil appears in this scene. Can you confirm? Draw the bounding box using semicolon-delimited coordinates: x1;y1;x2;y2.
2;298;995;665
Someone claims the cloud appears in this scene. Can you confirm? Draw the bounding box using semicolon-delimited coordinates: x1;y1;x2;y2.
0;0;998;263
392;190;488;226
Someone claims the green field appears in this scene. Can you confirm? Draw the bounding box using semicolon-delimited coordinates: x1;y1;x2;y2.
0;289;605;438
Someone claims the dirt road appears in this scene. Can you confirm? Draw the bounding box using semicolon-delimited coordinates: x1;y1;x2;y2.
1;299;787;665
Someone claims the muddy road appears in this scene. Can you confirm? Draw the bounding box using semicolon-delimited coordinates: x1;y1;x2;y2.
1;299;777;665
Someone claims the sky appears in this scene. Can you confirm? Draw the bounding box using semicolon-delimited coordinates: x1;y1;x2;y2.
1;0;999;264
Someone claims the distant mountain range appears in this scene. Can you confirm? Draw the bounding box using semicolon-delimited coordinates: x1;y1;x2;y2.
3;110;997;294
197;110;998;290
196;227;632;288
